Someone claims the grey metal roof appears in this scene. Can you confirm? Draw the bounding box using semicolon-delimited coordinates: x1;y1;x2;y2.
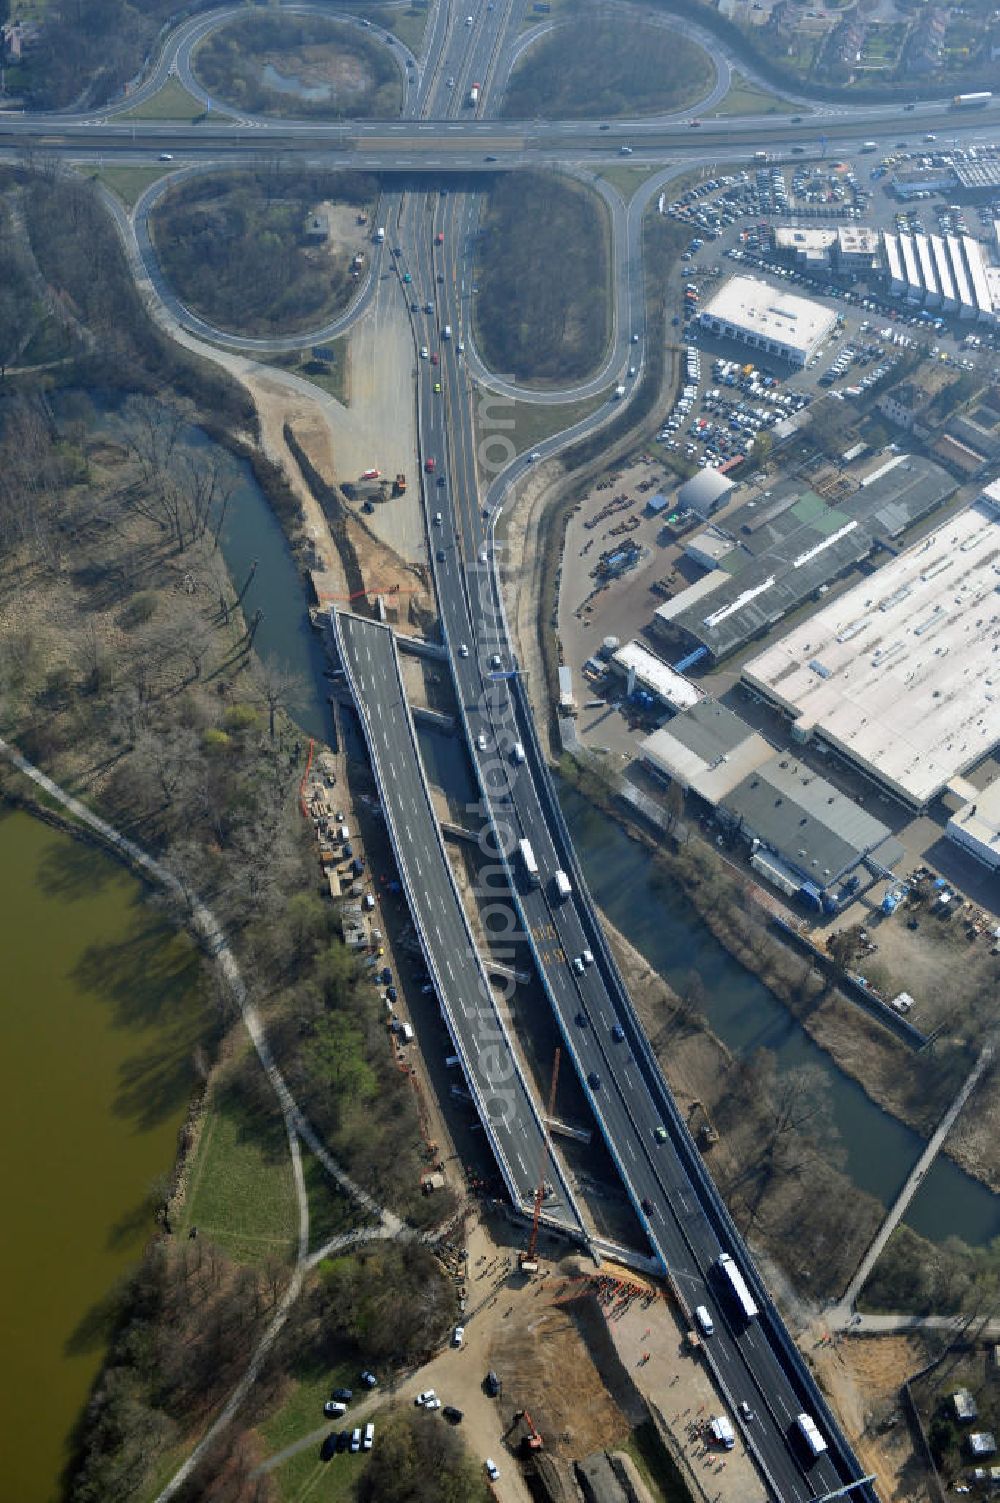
666;697;758;765
721;754;899;884
657;458;954;662
678;469;735;514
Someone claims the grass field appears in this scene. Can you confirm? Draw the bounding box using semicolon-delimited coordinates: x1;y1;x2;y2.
302;1149;362;1250
710;72;801;117
176;1070;298;1264
623;1421;692;1503
118;76;206;121
89;164;175;208
502;15;714;119
498;392;607;459
598;163;666;198
271;1439;368;1502
273;338;351;407
474;171;610;385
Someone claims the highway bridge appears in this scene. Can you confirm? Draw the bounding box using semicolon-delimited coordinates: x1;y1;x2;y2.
7;0;979;1491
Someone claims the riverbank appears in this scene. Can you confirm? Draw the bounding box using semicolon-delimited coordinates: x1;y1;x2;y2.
559;755;999;1202
0;803;210;1503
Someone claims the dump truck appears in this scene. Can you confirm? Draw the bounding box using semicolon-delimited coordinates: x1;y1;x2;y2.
392;472;407;495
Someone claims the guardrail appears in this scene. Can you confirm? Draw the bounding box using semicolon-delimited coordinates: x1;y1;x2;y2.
472;533;876;1498
332;609;586;1239
504;667;878;1499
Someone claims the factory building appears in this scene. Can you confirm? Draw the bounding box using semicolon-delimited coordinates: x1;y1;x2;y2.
676;468;735;520
914;234;939;306
883;232;904;295
836;226;880;270
641;701;900;907
931;234;957;312
741;499;1000;809
651;455;954;666
607;641;703;717
697;276;837;368
947;775;1000;872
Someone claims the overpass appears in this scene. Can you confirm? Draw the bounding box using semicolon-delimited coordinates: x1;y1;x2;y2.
332;607;584;1241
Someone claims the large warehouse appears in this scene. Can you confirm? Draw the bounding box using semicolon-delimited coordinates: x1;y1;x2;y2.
697;276;837;367
742;500;1000;808
641;700;901;905
651;455;955;665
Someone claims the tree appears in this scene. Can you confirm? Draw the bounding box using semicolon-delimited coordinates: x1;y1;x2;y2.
827;924;862;972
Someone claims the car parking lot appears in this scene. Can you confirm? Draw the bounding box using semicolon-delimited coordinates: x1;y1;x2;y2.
651;147;1000;475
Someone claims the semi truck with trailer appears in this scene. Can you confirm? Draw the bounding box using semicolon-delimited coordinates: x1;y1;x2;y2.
715;1252;759;1322
519;839;539;886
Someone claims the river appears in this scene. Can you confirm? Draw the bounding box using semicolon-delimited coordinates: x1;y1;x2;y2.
0;808;207;1503
205;419;1000;1247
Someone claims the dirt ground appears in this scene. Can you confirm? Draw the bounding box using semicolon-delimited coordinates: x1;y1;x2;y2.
809;1335;935;1503
314;201;371;266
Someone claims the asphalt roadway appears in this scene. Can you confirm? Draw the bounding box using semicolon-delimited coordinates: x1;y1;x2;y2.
334;609;582;1233
8;0;989;1494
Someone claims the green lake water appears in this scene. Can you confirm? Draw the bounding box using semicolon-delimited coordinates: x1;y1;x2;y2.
0;807;206;1502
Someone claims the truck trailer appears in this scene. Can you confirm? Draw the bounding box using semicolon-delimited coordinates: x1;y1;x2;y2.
519;839;539;886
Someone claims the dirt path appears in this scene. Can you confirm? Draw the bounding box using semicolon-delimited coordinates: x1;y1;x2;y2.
0;739;406;1503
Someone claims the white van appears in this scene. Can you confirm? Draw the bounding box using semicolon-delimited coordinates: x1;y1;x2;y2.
363;1422;374;1451
510;741;525;764
695;1304;715;1336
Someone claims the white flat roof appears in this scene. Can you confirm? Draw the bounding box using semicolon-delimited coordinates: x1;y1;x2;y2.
612;640;702;710
948;773;1000;867
775;227;836;255
742;503;1000;806
700;276;836;358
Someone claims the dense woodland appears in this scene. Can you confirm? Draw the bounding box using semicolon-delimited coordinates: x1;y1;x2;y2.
0;166;462;1499
16;0;190;110
502;13;713;120
474;171;610;384
152;168;377;336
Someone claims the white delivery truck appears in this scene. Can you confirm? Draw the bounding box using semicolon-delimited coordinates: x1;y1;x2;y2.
553;869;572;900
519;838;539;886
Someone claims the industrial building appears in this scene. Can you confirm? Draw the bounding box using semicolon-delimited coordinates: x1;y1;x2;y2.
651;455;955;666
879;231;995;321
640;698;773;803
641;701;900;906
718;755;902;906
947;775;1000;871
608;641;703;716
676;468;735;520
697;276;838;367
742;498;1000;808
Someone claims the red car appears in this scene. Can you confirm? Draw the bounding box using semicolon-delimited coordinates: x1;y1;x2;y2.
430;352;439;366
425;457;436;473
435;232;444;245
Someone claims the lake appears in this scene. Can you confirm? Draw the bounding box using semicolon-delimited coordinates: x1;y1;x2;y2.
0;808;207;1502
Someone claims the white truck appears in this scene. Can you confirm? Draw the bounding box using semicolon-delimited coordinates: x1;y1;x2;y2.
614;383;626;399
519;838;539;886
553;869;572;900
468;82;480;106
794;1413;827;1460
442;324;452;340
374;226;386;242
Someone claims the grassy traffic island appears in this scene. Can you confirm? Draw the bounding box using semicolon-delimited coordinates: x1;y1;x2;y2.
473;170;610;386
191;12;403;119
150;168;378;338
501;12;714;119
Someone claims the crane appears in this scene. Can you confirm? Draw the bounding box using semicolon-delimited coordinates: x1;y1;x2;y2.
520;1047;560;1273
